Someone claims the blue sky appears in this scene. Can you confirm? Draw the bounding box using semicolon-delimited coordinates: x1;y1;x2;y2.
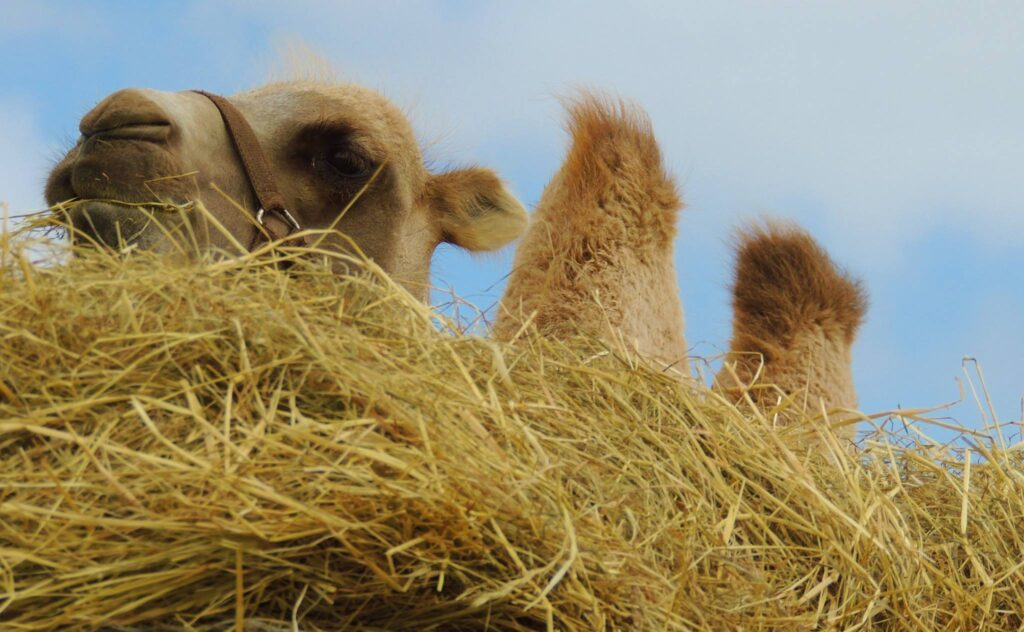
1;1;1021;442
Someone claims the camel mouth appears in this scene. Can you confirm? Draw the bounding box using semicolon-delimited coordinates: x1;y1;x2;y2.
45;136;202;255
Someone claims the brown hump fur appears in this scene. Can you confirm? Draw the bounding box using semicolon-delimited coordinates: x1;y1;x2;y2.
730;222;866;354
718;221;868;434
494;93;688;369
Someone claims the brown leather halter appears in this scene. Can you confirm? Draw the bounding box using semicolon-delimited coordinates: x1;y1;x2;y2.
192;90;308;252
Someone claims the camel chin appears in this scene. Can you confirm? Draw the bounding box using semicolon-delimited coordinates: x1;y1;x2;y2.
59;200;191;254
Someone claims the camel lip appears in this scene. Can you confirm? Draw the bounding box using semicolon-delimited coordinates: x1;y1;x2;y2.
71;199;189;217
74;199;166;211
44;160;76;207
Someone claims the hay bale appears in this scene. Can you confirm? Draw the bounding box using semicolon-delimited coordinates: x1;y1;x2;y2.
1;242;1022;630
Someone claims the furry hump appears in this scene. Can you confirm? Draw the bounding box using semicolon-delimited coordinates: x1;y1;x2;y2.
718;221;868;436
495;93;688;369
730;221;867;355
554;94;682;251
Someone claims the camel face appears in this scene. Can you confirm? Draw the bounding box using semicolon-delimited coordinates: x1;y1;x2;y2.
44;81;528;297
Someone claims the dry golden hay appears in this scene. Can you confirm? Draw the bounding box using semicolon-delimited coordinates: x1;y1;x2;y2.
1;234;1023;631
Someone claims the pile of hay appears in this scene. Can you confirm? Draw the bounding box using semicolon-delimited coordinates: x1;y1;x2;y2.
1;241;1022;630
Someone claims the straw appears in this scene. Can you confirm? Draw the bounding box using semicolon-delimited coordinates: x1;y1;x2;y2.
1;229;1021;630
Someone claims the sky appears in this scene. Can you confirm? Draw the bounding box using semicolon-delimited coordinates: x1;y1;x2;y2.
1;0;1021;443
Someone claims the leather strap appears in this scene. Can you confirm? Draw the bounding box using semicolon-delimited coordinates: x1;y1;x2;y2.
192;90;306;251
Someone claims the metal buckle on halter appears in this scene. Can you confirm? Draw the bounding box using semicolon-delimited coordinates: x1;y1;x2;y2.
256;207;302;234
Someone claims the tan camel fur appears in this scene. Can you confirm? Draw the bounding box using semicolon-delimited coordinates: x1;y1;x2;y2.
44;81;528;301
494;97;866;435
493;95;688;370
715;222;868;440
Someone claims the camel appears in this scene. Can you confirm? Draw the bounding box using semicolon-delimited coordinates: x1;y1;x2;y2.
494;96;867;439
44;81;529;300
44;79;866;437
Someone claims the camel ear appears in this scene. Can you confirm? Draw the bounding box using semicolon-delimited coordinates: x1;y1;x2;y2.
426;168;528;251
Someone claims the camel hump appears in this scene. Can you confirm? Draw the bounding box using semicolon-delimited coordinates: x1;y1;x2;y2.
553;92;683;250
730;221;867;352
718;221;867;437
493;92;688;367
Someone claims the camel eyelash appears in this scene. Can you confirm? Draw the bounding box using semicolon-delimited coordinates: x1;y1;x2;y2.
296;123;378;179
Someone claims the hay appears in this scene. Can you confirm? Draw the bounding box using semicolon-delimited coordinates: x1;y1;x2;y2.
1;237;1022;631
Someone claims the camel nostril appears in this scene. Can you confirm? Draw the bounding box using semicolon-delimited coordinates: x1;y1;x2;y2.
84;123;172;142
79;88;173;142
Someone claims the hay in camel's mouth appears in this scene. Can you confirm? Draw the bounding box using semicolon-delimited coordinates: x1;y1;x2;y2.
23;198;228;258
39;197;187;233
0;231;1021;631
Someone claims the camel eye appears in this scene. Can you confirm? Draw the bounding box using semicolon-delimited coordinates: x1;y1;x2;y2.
326;148;373;178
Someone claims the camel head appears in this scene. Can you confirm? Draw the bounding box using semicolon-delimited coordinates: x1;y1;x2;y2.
44;81;528;298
